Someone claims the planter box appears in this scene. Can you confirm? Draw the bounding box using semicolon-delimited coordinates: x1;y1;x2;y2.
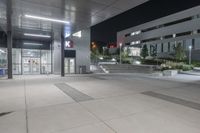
163;70;178;76
193;67;200;72
152;72;163;77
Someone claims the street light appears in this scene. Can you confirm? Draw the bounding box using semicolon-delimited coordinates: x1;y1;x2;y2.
102;47;106;57
119;43;122;64
189;45;192;65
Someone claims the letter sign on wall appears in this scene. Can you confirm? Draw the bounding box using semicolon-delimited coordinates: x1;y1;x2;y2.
65;40;74;49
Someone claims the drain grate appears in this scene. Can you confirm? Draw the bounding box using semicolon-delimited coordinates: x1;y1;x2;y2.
0;111;13;117
55;83;94;102
142;91;200;111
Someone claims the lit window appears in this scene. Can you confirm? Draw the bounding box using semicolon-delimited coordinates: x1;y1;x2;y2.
131;30;141;36
131;32;135;36
131;40;140;45
131;42;136;45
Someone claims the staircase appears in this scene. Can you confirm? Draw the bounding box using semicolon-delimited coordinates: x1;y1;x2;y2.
100;64;155;74
90;65;105;73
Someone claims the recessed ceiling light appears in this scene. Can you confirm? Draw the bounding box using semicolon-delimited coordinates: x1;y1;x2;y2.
24;33;51;38
25;14;70;24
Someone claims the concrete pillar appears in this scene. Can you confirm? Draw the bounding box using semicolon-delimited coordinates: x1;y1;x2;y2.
61;29;65;77
61;0;66;77
52;29;62;75
6;0;13;79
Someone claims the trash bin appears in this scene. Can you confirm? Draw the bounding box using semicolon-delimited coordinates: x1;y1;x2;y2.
79;65;86;74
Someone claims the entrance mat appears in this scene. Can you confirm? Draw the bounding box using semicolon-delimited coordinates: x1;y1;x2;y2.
55;83;94;102
142;91;200;111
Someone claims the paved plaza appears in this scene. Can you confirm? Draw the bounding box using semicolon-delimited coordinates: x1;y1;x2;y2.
0;74;200;133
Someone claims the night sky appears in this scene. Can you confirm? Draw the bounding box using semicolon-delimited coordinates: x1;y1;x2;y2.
91;0;200;45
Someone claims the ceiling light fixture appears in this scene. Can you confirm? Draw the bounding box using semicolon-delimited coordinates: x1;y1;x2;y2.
24;42;43;46
24;33;51;38
25;14;70;24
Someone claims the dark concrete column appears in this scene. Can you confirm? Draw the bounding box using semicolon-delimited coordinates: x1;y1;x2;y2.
61;30;65;77
60;0;66;77
6;0;13;79
51;31;54;74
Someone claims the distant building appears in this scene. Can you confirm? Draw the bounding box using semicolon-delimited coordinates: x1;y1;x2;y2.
117;6;200;61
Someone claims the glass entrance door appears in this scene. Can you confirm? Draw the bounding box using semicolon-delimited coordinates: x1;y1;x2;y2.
65;58;75;74
23;57;40;74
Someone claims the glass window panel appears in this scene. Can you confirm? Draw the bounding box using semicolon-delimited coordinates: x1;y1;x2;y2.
41;50;51;74
12;48;22;74
22;49;40;58
0;48;7;77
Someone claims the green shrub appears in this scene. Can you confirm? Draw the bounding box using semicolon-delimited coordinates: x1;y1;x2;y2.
162;61;183;70
161;61;193;71
122;60;131;64
182;65;193;71
192;61;200;67
141;59;163;65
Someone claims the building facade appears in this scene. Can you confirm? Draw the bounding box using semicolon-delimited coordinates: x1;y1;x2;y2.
117;6;200;61
0;28;90;76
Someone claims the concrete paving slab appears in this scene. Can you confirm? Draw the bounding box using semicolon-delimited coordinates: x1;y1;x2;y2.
0;111;26;133
80;94;169;121
142;91;200;110
28;103;100;133
56;122;115;133
26;84;75;109
106;108;200;133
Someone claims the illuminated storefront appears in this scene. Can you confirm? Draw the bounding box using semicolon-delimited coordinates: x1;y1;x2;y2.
12;49;51;75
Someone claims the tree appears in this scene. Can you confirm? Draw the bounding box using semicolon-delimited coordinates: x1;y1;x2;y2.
150;45;157;57
174;43;186;61
121;49;129;58
126;47;131;56
140;44;149;59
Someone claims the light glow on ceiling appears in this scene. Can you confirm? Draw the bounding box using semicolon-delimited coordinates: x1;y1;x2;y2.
65;33;71;38
24;42;43;46
72;31;81;38
0;49;6;53
24;33;51;38
25;14;70;24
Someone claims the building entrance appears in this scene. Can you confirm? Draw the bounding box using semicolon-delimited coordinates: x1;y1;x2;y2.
22;57;40;74
15;49;52;75
65;58;75;74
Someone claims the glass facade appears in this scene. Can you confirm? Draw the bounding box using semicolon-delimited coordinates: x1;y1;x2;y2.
0;48;7;77
12;48;21;74
65;58;75;74
0;48;7;68
41;50;52;74
11;48;51;75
